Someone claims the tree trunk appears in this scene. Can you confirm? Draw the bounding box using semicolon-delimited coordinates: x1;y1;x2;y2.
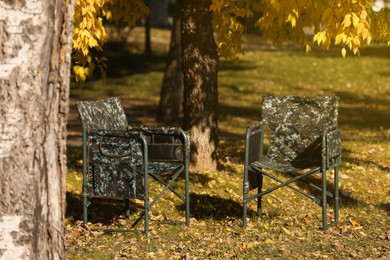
157;0;183;122
0;0;73;258
145;0;153;56
181;0;219;172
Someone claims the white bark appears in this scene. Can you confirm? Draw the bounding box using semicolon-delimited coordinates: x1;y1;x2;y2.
0;0;74;258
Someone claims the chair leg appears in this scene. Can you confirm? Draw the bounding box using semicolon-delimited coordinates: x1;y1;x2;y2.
125;199;130;218
322;168;327;231
83;194;88;225
242;167;249;228
334;165;339;225
257;175;263;216
242;198;248;228
144;198;149;235
185;163;190;225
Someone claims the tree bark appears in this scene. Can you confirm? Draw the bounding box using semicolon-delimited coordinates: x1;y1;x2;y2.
181;0;219;172
144;0;153;56
0;0;73;258
157;0;183;122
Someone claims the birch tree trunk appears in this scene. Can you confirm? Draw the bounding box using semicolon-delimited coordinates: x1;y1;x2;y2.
181;0;219;172
0;0;74;258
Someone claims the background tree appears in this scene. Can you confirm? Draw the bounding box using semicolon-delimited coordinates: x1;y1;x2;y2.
157;0;184;122
0;0;74;258
181;0;220;171
144;0;153;56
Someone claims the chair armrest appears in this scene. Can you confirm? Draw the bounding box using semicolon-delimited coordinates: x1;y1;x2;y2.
87;129;140;139
126;125;181;135
245;122;264;166
321;129;341;167
326;129;341;160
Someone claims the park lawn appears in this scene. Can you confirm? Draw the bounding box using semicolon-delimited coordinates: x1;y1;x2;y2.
66;28;390;259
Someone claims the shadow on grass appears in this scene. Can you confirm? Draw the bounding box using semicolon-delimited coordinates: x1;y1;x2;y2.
66;191;144;225
183;193;255;221
379;202;390;212
336;91;390;134
342;148;390;173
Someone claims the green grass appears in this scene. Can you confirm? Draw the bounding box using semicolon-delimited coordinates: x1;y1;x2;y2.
66;27;390;259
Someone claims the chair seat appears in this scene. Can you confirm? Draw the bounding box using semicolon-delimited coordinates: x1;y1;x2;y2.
148;162;183;175
251;156;320;173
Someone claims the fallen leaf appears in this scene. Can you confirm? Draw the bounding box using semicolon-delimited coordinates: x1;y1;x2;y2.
281;227;291;235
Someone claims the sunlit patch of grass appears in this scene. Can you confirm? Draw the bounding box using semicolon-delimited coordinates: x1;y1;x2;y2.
66;27;390;259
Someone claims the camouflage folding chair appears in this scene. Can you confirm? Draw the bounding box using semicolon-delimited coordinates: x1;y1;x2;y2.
76;97;190;234
242;96;341;231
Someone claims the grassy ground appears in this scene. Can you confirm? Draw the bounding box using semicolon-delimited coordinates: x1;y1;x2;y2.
66;27;390;259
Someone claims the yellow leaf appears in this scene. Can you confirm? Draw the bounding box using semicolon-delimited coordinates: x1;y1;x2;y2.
360;9;367;20
246;242;255;249
341;47;347;58
225;188;234;194
356;23;364;34
286;13;297;27
88;37;97;47
353;46;359;55
265;239;274;244
361;28;369;40
343;14;352;28
335;33;344;45
105;10;112;20
367;34;372;45
281;227;291;235
290;15;296;27
73;65;87;82
349;219;360;227
352;12;359;28
313;32;326;45
305;44;311;53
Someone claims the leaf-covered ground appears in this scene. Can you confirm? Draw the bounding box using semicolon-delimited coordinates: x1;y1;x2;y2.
66;27;390;259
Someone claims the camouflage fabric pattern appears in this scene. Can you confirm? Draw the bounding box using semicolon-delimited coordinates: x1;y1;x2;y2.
76;98;145;199
76;97;127;130
87;131;144;198
77;97;191;198
127;125;181;135
148;162;183;175
252;96;340;173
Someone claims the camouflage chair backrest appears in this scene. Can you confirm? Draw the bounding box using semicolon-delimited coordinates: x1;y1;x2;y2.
261;96;339;166
76;97;128;130
77;97;144;198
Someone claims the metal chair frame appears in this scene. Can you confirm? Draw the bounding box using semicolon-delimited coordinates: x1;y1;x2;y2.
77;97;190;234
242;96;341;231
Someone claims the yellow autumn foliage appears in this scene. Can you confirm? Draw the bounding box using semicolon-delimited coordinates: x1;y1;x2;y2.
72;0;390;81
211;0;390;59
72;0;148;82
